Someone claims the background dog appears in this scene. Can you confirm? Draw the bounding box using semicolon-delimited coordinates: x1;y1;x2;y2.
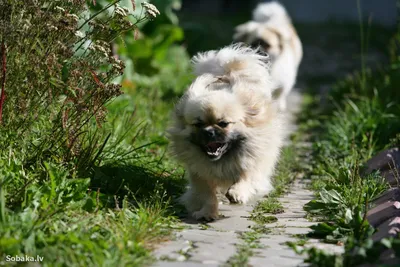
168;45;285;221
233;1;303;111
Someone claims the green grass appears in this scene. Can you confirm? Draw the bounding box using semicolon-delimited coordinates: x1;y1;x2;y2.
254;198;284;215
286;237;309;247
290;19;400;267
0;159;181;266
250;214;278;225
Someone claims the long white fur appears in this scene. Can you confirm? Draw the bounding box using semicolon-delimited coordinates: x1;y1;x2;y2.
233;1;303;111
253;1;289;24
193;45;269;80
168;45;285;221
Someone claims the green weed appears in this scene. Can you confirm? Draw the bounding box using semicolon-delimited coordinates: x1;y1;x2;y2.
225;231;263;267
294;6;400;266
250;214;278;225
254;198;284;214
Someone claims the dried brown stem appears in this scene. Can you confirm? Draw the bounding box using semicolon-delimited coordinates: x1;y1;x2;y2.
0;41;6;124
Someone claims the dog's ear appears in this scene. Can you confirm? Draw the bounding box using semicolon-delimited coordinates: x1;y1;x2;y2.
233;21;259;42
233;33;248;43
241;92;273;127
169;94;188;132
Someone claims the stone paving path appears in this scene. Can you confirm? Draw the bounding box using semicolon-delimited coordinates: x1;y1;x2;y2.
152;91;343;267
152;170;343;267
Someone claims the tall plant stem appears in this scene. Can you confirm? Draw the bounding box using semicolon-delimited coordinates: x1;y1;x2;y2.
0;41;6;124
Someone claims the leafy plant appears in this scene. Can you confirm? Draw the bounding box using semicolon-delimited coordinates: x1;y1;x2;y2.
0;1;187;265
294;10;400;266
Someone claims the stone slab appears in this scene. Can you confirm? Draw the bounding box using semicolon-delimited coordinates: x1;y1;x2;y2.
367;201;400;227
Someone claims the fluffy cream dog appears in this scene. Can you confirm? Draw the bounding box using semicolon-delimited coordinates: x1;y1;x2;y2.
233;1;303;111
168;45;285;221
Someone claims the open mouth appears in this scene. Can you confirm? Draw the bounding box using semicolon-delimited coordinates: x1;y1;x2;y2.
204;142;229;160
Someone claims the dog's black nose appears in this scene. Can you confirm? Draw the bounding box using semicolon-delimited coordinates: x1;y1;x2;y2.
202;127;216;138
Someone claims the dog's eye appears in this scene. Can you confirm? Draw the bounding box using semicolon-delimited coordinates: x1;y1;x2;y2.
250;39;271;52
217;121;229;128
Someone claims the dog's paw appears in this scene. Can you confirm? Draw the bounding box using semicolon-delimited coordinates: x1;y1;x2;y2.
192;208;218;222
226;187;251;204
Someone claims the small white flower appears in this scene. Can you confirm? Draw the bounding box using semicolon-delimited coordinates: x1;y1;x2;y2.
66;13;79;22
89;42;111;57
141;2;160;19
122;6;130;14
115;5;128;17
55;6;65;12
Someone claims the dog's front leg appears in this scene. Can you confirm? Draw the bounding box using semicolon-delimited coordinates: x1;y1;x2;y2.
225;178;254;204
180;173;218;221
226;172;272;204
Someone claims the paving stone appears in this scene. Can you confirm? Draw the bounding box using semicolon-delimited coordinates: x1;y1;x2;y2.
263;220;315;228
188;241;237;264
304;240;344;255
260;234;297;241
249;254;304;267
372;188;400;206
380;169;400;186
153;261;218;267
280;202;309;209
372;216;400;241
208;213;255;232
254;247;302;258
279;227;313;236
353;149;400;266
274;212;308;219
364;147;400;174
153;239;194;261
366;201;400;227
179;229;238;244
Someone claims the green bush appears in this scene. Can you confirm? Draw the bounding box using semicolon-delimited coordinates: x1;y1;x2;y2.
0;0;134;172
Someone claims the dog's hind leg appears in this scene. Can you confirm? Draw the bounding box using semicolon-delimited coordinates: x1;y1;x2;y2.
277;81;294;111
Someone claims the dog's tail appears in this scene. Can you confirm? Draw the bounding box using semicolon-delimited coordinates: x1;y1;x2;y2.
252;1;289;23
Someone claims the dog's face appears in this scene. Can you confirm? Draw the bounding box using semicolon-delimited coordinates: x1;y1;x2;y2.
249;28;282;59
234;24;283;61
179;91;247;161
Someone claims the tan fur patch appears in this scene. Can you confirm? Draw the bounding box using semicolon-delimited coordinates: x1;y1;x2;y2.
224;60;248;73
260;27;283;54
203;105;217;125
244;101;274;128
288;24;303;63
